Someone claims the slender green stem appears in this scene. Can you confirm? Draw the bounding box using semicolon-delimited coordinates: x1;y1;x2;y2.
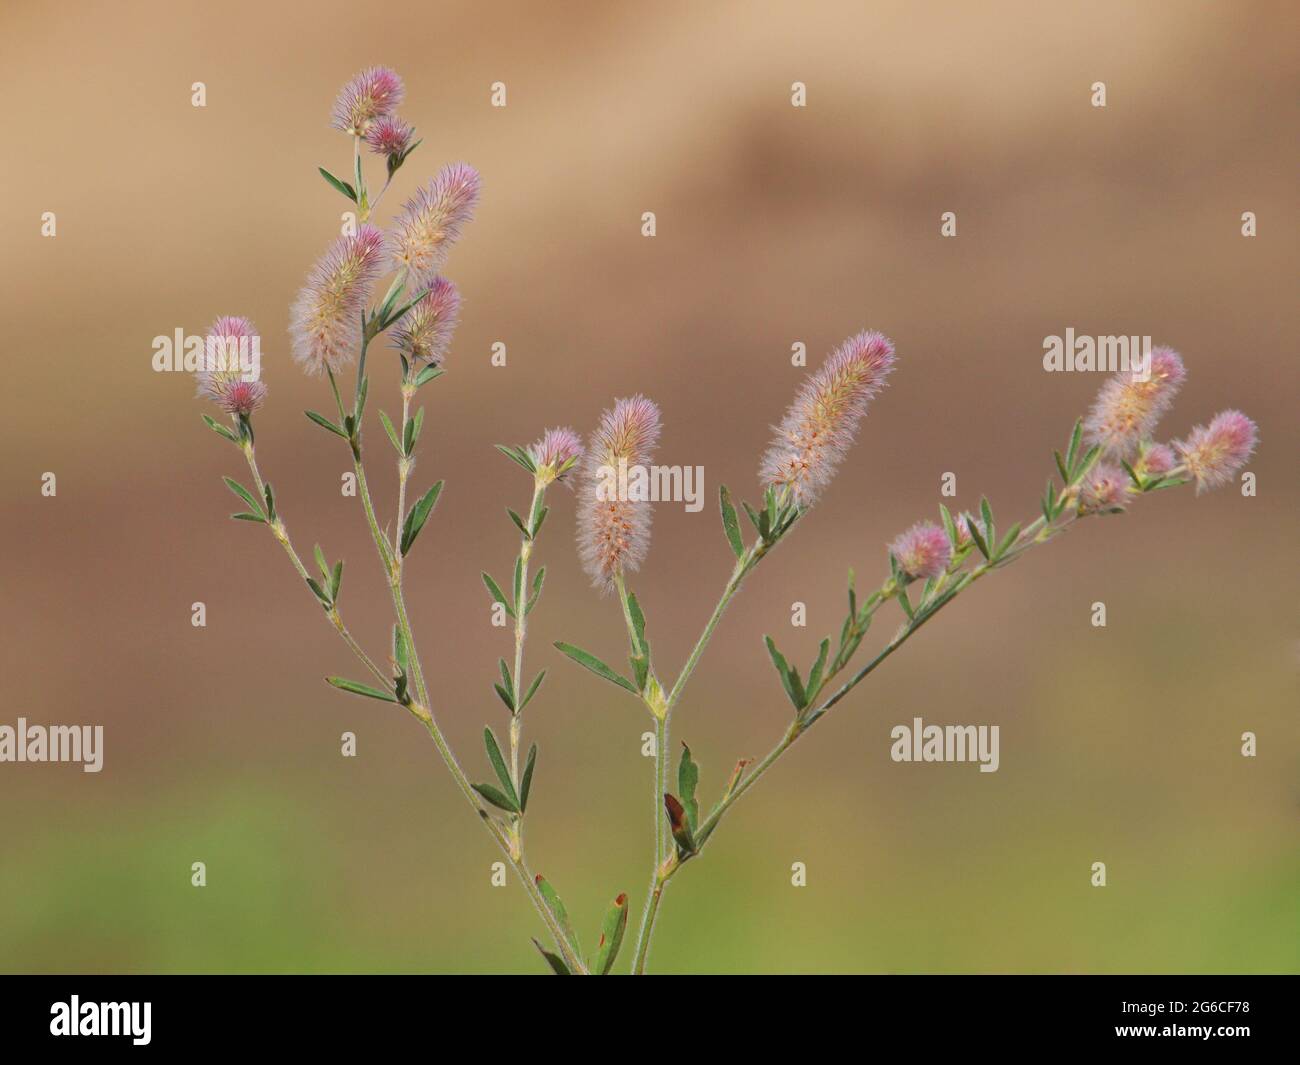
241;438;386;686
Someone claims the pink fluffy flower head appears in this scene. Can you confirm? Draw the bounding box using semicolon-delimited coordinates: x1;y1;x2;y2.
578;396;662;591
760;330;896;506
1175;410;1257;493
195;315;266;416
889;521;952;581
290;224;388;375
1084;346;1186;459
1133;441;1176;480
389;163;480;290
330;66;404;135
1078;463;1129;513
529;427;584;487
364;116;413;158
391;277;459;366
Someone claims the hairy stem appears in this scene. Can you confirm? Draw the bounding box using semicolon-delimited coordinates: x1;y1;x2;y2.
241;438;386;686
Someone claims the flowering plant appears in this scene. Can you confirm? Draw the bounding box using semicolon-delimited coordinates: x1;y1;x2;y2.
197;68;1257;974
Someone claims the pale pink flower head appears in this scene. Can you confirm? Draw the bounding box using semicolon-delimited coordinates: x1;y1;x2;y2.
1175;410;1257;493
1078;463;1129;513
760;330;896;507
330;66;404;135
391;277;459;366
577;396;662;591
389;163;480;289
289;224;388;375
889;521;952;581
952;512;987;549
364;116;413;158
1133;441;1176;480
1084;346;1186;459
529;427;584;487
196;316;266;416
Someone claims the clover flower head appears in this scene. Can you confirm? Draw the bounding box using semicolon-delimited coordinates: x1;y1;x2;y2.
1084;346;1186;459
364;116;413;158
1134;442;1176;480
760;330;896;507
389;163;480;290
391;277;460;366
289;224;389;375
530;427;584;487
331;66;405;135
578;396;662;591
1175;410;1257;493
1079;463;1129;513
196;316;266;416
890;521;952;580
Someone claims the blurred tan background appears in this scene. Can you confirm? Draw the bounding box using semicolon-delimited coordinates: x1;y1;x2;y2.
1;0;1296;973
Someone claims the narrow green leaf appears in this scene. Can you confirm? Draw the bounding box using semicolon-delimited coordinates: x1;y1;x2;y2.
471;782;519;813
414;365;444;388
495;444;536;473
979;497;995;546
483;727;519;806
313;543;329;580
741;500;765;536
493;684;515;713
678;743;700;832
553;642;639;694
201;414;238;442
525;567;546;616
939;502;957;547
806;637;831;698
995;523;1022;560
1054;449;1071;485
223;476;264;518
318;166;357;202
325;676;396;702
534;875;579;954
520;670;546;710
626;592;647;650
378;410;403;454
230;511;266;523
1066;418;1084;473
965;514;991;560
593;893;630;976
764;635;804;710
481;572;516;619
498;659;515;705
519;744;538;813
531;938;569;976
399;481;444;556
530;505;549;539
506;508;531;541
305;577;332;607
305;410;348;438
719;485;745;558
329;559;343;601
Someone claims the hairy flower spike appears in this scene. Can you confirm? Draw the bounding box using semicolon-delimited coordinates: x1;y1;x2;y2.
1176;410;1258;493
330;66;404;135
195;316;266;416
530;427;584;487
760;330;896;506
889;521;952;580
1079;463;1129;513
290;224;388;375
390;163;480;290
1084;346;1186;459
391;277;459;366
1133;441;1176;480
578;396;662;591
365;116;413;157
